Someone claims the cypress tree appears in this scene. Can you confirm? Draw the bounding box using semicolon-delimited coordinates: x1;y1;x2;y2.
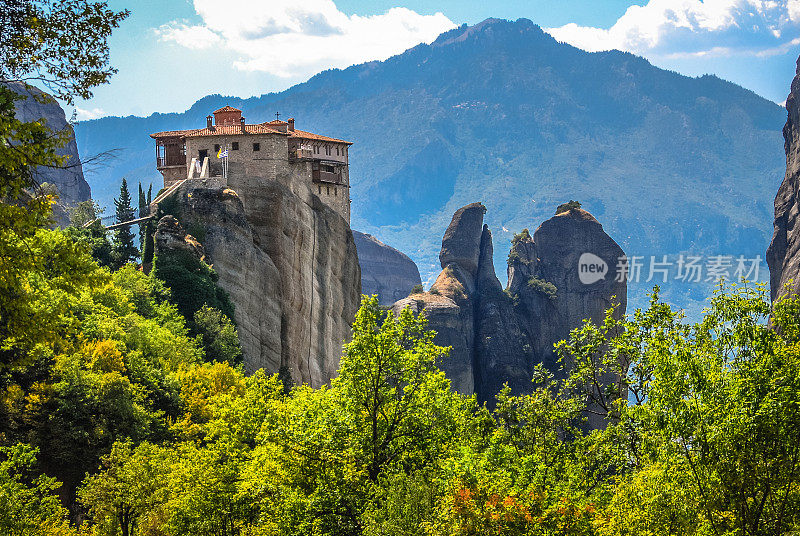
111;177;139;267
141;184;155;270
138;182;147;244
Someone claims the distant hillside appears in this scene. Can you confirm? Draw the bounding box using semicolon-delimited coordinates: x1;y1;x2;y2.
74;18;786;313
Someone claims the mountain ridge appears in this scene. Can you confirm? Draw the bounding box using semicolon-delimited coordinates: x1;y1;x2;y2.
75;17;786;312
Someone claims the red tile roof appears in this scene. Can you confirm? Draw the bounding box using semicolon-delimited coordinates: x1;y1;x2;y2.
213;105;241;113
291;128;351;144
151;121;352;144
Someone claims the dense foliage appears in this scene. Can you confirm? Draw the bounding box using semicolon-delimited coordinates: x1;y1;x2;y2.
6;283;792;536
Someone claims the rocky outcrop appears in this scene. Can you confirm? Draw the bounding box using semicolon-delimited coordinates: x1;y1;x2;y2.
392;203;627;418
353;231;421;306
768;57;800;302
7;82;90;224
162;177;361;386
507;208;627;380
154;215;206;259
393;203;487;393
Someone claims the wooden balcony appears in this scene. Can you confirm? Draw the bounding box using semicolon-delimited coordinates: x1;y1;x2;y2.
289;148;313;161
313;169;346;185
157;154;187;168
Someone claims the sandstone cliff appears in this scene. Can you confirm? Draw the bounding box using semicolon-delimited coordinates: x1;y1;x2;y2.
767;57;800;301
393;203;627;413
353;231;421;306
8;82;90;224
159;177;361;386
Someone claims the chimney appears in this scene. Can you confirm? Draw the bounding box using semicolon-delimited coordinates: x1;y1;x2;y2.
240;116;246;132
206;115;213;129
288;118;295;132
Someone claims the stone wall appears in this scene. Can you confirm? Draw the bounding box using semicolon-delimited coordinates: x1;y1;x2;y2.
184;133;352;223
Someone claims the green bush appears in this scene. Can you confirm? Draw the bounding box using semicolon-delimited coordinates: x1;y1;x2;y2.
410;284;424;295
193;305;243;365
510;228;531;247
555;200;581;214
152;249;236;334
528;276;557;300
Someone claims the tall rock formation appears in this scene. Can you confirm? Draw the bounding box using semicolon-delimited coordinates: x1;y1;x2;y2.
353;231;422;306
8;82;90;224
158;177;361;386
393;202;627;415
507;208;627;379
767;57;800;301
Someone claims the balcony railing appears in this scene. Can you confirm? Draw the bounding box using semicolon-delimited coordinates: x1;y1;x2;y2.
313;169;346;185
157;154;187;168
289;148;313;161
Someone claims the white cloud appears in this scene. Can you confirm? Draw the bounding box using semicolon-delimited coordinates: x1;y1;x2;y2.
545;0;800;58
74;107;105;120
158;0;456;77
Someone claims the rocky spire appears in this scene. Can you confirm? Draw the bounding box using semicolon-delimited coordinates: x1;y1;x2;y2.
392;202;628;425
767;56;800;301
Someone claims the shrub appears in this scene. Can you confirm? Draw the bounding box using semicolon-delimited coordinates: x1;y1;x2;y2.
528;276;557;300
152;249;236;330
410;284;424;295
510;228;531;247
555;200;581;214
503;288;520;306
193;305;243;365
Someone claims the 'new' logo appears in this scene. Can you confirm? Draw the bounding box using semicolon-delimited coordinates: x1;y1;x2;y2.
578;253;608;285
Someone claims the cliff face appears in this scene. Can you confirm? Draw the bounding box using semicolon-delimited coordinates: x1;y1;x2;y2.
353;231;422;306
507;209;627;379
8;82;90;223
162;177;361;386
767;57;800;301
393;203;627;417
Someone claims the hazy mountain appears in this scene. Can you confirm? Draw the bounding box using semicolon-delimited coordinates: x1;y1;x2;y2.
74;18;786;313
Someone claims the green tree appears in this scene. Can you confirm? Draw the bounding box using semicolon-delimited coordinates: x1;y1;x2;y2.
193;305;243;365
139;184;155;268
335;296;463;482
1;0;129;104
559;284;800;535
111;178;138;267
137;182;152;245
68;198;102;227
0;444;77;536
79;441;173;536
152;249;236;327
259;296;470;534
0;0;128;326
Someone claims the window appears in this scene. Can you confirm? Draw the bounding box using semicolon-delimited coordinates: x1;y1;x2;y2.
253;143;260;152
231;141;239;150
336;147;339;156
326;145;330;155
214;144;220;153
199;149;208;160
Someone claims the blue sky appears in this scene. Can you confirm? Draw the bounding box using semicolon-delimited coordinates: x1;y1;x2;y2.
73;0;800;119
